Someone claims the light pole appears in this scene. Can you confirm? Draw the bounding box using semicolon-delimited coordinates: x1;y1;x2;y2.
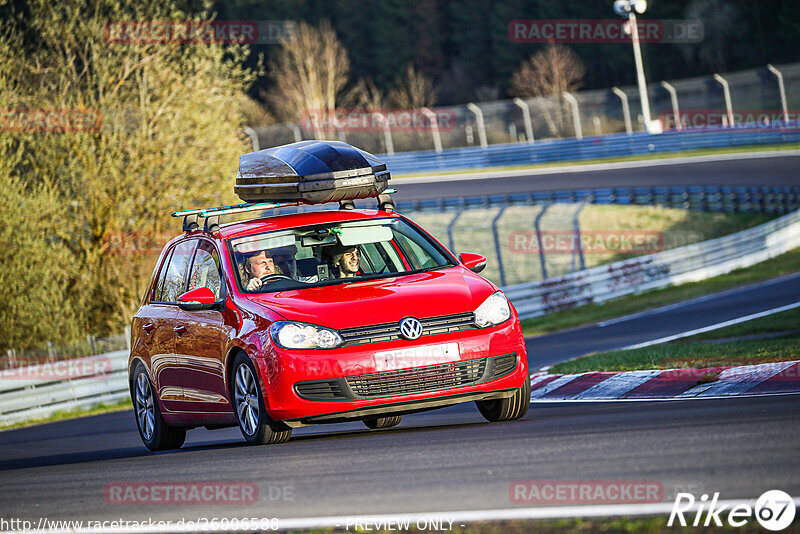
614;0;659;133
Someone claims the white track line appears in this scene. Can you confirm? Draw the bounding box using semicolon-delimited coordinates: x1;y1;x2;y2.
620;301;800;351
397;148;800;183
597;271;800;327
22;498;800;533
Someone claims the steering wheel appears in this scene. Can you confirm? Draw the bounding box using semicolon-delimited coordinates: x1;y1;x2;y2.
260;274;294;284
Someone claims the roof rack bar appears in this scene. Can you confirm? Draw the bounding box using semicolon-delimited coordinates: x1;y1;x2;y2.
199;201;300;218
172;201;254;218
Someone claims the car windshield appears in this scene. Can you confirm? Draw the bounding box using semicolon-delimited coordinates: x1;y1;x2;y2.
229;217;454;293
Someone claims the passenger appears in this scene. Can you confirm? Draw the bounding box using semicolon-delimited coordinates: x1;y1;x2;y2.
242;250;282;291
333;246;361;278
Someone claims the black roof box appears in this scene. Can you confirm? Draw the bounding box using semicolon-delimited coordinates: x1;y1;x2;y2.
234;140;391;204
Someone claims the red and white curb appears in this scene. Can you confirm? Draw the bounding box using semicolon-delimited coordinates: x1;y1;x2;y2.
529;360;800;401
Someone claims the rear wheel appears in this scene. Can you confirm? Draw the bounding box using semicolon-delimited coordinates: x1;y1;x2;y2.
231;353;292;445
363;415;402;429
476;375;531;423
132;364;186;451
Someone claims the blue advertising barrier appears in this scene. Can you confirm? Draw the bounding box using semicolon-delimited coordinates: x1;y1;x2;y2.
378;126;800;175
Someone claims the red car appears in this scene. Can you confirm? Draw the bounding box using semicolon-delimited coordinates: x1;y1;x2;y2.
129;143;530;451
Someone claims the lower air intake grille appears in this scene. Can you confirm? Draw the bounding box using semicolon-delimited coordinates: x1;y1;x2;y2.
490;353;517;379
346;358;487;399
295;380;346;400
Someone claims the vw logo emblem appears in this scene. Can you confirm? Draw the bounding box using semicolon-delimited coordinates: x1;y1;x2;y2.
399;317;423;340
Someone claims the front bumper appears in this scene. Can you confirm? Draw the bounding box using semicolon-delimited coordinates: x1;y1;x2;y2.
253;317;529;422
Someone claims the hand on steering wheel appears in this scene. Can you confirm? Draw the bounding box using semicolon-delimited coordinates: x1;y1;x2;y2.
260;274;293;284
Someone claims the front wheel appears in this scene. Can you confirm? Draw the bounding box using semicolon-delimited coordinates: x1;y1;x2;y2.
476;375;531;422
132;364;186;451
231;353;292;445
363;415;402;429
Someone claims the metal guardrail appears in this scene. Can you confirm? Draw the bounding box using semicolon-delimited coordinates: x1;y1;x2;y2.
0;351;129;427
379;127;800;175
505;208;800;319
2;209;799;426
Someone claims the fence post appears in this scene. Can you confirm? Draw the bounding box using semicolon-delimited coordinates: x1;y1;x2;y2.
563;92;582;140
571;202;587;272
466;103;488;148
766;65;789;125
420;107;443;153
47;341;56;363
492;205;509;286
611;87;632;135
534;203;550;280
513;98;535;143
285;122;302;143
243;126;259;151
446;207;464;253
660;81;681;131
87;335;97;355
713;73;734;127
372;112;394;155
125;325;132;354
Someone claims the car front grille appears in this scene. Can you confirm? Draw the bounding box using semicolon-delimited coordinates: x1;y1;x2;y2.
338;312;476;346
294;353;518;401
346;358;487;399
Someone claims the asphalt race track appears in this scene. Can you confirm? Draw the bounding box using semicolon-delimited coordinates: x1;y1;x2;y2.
1;393;799;523
2;152;799;526
393;153;800;202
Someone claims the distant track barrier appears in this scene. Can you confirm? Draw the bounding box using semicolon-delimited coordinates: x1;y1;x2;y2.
380;127;800;175
505;208;800;319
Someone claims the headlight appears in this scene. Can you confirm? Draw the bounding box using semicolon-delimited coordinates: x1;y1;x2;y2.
269;321;343;350
474;291;511;328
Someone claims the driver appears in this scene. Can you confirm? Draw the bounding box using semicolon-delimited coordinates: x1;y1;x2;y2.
242;250;282;291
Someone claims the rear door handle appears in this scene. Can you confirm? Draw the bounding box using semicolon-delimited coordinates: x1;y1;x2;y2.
142;323;155;333
174;325;187;335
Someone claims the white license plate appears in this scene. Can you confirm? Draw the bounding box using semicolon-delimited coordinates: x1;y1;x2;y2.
374;343;460;372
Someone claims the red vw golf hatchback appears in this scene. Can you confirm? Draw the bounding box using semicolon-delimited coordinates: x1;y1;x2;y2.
129;142;530;451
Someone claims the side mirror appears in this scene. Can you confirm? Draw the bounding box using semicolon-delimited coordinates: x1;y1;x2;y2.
178;287;218;311
459;252;487;274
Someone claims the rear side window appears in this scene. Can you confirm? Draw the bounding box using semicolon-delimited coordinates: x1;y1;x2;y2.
188;241;223;300
158;240;197;303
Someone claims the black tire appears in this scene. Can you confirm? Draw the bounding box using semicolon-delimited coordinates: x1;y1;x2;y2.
131;363;186;451
363;415;402;430
476;375;531;423
231;353;292;445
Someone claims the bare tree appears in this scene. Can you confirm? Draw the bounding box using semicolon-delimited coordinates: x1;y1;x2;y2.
388;64;437;109
510;45;585;137
268;21;351;139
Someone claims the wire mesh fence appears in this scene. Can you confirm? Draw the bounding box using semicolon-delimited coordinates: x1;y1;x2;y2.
251;62;800;153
